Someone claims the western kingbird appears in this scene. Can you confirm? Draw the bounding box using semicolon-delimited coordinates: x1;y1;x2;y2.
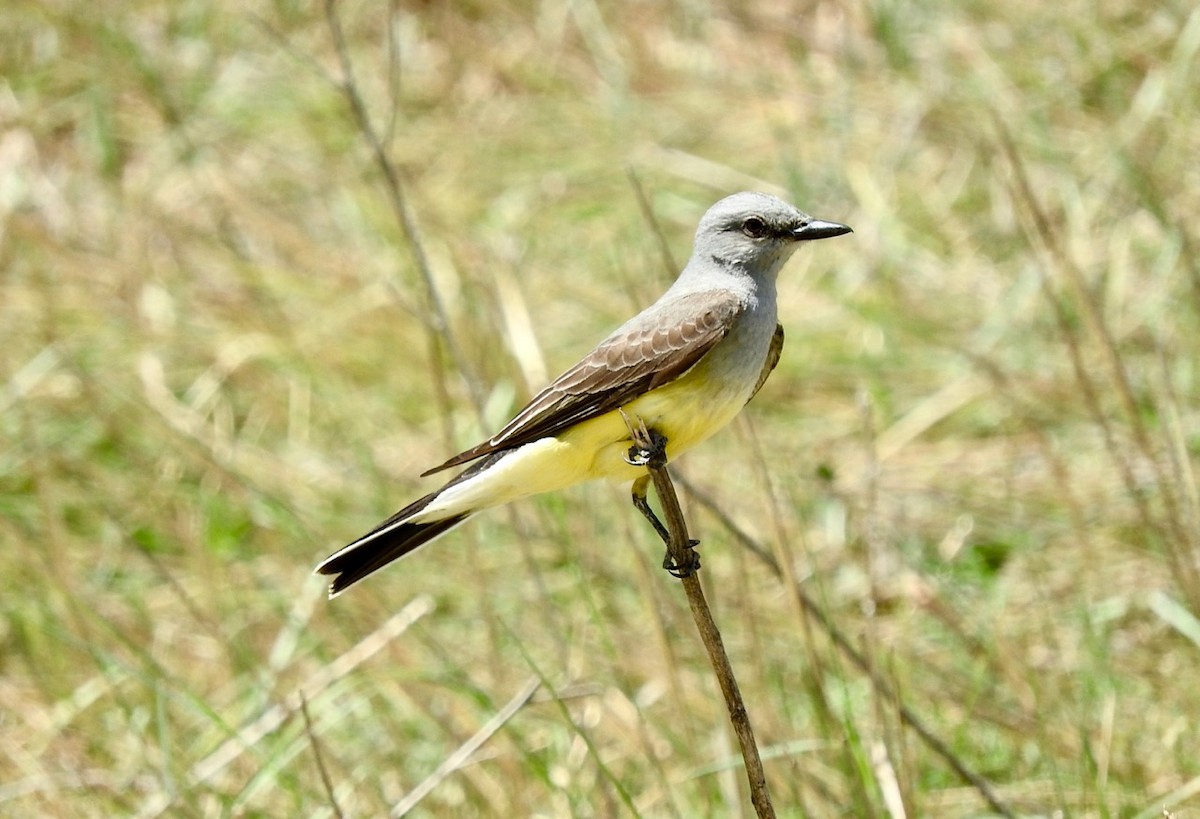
317;192;851;596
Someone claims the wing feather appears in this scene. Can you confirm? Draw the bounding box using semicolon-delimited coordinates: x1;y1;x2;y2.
421;290;745;475
748;322;784;403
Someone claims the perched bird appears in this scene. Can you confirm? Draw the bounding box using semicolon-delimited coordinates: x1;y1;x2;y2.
317;192;851;596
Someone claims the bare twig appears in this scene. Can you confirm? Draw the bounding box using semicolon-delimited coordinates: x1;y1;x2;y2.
390;676;541;817
623;414;777;819
323;0;482;436
202;597;433;777
135;596;434;818
300;695;346;819
625;168;678;279
991;111;1200;604
677;480;1016;818
506;624;642;814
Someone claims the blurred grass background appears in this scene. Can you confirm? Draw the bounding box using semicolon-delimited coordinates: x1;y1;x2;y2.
2;0;1199;816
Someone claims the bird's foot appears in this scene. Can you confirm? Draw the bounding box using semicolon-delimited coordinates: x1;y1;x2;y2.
663;539;701;578
624;428;669;469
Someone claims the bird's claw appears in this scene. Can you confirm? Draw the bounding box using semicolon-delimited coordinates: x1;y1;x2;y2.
624;444;651;467
624;429;669;469
663;539;701;578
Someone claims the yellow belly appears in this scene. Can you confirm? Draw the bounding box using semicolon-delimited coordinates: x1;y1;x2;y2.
415;335;766;520
558;363;755;482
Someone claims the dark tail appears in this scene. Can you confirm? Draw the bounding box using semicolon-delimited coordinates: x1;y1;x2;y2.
316;452;508;596
315;490;470;597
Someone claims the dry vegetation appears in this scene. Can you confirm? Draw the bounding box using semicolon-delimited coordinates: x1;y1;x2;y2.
2;0;1199;816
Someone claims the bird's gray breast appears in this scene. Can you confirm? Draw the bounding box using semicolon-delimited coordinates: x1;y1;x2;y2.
693;296;778;401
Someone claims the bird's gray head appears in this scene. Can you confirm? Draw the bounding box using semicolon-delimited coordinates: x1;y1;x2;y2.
691;192;851;279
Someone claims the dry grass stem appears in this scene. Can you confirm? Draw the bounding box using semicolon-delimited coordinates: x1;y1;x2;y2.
624;413;777;819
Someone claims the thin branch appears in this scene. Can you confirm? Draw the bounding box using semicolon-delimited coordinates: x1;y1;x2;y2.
135;596;434;819
390;677;541;817
625;168;678;279
384;0;404;147
624;414;777;819
249;14;341;90
678;480;1016;818
323;0;483;437
191;597;433;787
300;695;346;819
991;110;1199;602
674;477;780;574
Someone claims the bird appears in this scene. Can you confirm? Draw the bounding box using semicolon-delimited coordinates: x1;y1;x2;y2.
316;191;851;596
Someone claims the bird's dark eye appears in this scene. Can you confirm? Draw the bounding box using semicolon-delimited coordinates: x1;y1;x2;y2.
741;217;769;239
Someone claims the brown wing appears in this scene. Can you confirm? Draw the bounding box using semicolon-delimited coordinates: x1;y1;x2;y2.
747;322;784;403
422;290;746;475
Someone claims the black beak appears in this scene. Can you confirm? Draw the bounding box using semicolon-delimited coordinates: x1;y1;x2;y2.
791;218;853;241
